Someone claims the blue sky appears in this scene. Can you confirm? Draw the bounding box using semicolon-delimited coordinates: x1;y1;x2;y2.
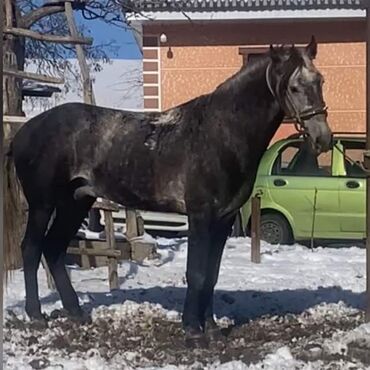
76;13;142;60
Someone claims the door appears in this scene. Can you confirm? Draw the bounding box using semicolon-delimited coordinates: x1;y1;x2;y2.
267;141;340;239
338;140;366;238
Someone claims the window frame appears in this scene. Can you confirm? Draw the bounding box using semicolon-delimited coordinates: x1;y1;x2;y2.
271;140;334;178
339;139;367;179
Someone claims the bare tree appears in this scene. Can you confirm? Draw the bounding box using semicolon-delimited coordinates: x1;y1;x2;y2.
3;0;137;118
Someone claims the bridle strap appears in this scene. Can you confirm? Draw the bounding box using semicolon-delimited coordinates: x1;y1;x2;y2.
266;62;328;133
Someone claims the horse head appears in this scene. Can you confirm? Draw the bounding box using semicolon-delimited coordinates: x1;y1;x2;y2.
268;36;332;154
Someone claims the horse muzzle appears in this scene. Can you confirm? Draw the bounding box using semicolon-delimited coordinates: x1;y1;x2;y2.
305;117;333;155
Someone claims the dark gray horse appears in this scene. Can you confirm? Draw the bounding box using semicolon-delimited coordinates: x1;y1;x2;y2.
5;37;332;346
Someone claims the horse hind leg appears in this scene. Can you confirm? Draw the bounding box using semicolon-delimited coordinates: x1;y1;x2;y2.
22;205;54;321
42;192;95;321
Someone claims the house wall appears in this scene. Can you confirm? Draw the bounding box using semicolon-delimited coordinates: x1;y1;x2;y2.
143;19;366;140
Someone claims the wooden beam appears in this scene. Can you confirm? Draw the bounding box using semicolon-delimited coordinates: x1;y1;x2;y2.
4;27;93;45
67;247;121;258
3;115;28;123
93;199;120;212
3;69;64;84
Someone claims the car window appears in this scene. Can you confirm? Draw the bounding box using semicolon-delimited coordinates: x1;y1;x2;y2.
341;140;366;178
272;141;332;177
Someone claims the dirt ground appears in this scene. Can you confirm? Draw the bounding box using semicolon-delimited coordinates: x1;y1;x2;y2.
4;307;369;370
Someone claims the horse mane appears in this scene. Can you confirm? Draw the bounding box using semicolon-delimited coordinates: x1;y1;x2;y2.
212;44;305;98
152;45;306;128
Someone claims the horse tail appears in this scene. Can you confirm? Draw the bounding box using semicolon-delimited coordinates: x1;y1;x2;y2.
4;144;24;282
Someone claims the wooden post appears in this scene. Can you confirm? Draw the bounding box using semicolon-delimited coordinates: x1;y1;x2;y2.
126;208;138;240
125;208;157;261
64;1;101;231
104;210;119;291
251;195;261;264
41;256;56;291
365;4;370;323
64;1;95;105
79;240;90;269
137;214;145;236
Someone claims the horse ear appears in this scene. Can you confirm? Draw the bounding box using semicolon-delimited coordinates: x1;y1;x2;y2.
269;44;280;63
306;35;317;60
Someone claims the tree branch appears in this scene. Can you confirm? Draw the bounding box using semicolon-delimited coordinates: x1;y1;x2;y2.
5;27;93;45
20;5;65;29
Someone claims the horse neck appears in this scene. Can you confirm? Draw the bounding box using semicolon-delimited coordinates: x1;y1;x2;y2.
209;60;284;151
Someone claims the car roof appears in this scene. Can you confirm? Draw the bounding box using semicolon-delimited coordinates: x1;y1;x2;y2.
271;132;365;147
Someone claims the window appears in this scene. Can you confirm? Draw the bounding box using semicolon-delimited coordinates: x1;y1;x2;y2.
272;141;332;177
239;47;267;66
341;140;366;178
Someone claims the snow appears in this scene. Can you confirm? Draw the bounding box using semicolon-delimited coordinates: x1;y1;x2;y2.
3;237;369;369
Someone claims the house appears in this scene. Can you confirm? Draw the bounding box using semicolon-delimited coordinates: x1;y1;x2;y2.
128;0;367;141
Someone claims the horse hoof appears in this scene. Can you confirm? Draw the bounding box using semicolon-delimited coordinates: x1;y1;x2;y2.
206;326;225;342
185;332;209;349
50;309;69;320
29;315;48;330
70;310;92;325
51;308;91;325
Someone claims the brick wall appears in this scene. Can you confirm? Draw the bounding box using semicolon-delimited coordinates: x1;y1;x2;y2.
143;19;366;140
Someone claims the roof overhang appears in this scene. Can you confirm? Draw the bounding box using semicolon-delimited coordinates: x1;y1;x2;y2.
128;8;365;22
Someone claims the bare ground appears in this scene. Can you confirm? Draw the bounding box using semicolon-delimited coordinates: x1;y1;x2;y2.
4;306;370;369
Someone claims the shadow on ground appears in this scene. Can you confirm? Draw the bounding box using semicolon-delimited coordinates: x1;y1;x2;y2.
25;285;365;324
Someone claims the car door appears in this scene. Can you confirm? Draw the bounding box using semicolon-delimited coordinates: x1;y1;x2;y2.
267;140;341;239
337;139;366;238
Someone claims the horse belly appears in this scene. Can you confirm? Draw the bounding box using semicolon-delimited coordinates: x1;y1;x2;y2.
93;161;186;214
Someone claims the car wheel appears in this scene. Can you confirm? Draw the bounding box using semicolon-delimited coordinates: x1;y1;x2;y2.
230;212;244;237
259;213;293;245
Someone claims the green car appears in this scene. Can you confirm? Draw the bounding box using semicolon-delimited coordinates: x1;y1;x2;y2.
240;133;366;245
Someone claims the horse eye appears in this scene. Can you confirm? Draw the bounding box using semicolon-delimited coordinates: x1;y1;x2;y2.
291;86;299;93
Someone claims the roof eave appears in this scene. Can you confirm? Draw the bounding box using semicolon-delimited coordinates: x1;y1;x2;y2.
127;8;365;22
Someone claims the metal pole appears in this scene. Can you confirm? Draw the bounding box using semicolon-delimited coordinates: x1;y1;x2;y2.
365;4;370;322
310;188;318;250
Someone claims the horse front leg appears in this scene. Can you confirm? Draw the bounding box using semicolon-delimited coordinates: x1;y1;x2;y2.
183;212;212;347
202;216;235;340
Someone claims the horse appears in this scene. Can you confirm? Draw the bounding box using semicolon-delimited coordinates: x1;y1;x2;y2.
5;36;332;347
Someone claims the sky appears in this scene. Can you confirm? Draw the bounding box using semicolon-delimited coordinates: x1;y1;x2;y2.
76;12;142;60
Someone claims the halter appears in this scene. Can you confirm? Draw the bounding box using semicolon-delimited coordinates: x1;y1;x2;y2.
266;62;328;134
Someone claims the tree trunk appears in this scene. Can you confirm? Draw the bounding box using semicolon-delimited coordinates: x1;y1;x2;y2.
3;1;27;275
